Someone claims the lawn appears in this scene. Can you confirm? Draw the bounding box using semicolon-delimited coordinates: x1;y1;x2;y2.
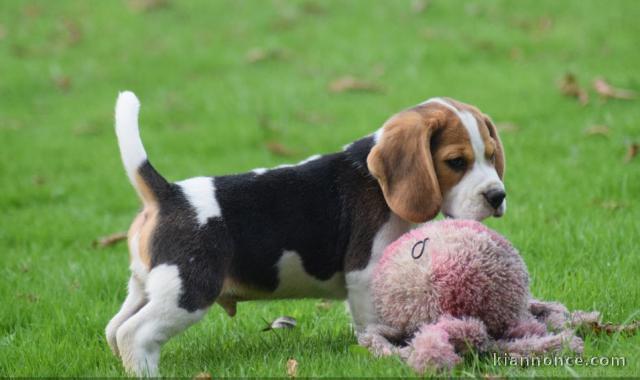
1;0;639;377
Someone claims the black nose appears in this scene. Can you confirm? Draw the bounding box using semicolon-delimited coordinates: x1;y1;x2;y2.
483;189;506;209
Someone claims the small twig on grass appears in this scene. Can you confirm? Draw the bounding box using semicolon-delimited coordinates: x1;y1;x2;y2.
585;320;640;337
93;231;127;248
265;140;298;157
584;125;610;137
328;76;383;94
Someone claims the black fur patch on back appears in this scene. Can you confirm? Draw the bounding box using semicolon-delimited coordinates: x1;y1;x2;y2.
150;136;392;312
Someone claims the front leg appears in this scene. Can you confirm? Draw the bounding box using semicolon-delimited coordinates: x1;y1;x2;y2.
346;267;379;334
345;212;410;336
357;323;405;357
346;256;404;357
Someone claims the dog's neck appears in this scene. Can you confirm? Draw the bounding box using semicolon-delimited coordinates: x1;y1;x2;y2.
343;135;376;176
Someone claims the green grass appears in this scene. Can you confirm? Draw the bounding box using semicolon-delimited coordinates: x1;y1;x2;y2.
1;0;639;377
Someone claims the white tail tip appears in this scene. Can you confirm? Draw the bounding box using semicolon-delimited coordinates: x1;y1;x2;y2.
116;91;140;121
115;91;147;184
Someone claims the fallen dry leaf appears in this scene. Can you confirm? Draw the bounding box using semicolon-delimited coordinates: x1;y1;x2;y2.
537;16;553;32
258;113;275;132
63;19;82;46
510;15;553;33
265;141;297;157
593;77;637;100
193;372;212;380
509;47;523;61
421;27;437;40
300;1;326;16
23;4;41;18
127;0;169;12
245;47;289;64
495;122;520;133
328;76;382;93
586;320;639;337
73;122;102;136
263;316;297;331
294;111;332;126
16;292;40;303
93;231;127;248
286;358;298;378
584;125;610;137
11;43;28;58
597;200;626;211
601;201;622;210
624;143;639;163
32;175;47;186
473;39;496;52
271;11;299;31
52;74;72;92
559;73;588;105
411;0;430;14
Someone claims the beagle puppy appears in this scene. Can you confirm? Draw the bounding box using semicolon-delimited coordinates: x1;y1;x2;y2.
106;92;506;376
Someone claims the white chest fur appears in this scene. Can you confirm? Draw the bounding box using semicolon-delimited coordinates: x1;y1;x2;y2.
345;214;411;332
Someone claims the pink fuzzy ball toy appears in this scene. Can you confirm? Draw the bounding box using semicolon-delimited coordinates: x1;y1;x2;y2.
360;220;599;374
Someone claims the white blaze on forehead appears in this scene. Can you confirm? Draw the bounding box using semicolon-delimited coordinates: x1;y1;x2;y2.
421;97;459;114
176;176;222;225
458;111;486;164
421;97;485;165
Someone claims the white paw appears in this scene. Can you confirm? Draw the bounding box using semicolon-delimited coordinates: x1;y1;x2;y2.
105;319;120;357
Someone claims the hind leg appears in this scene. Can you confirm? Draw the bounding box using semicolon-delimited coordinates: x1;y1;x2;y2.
106;275;147;357
115;264;210;377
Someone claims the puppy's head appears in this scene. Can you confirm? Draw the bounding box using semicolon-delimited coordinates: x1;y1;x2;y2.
367;98;506;223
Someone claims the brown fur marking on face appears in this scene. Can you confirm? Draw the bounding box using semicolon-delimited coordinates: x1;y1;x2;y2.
438;98;505;178
483;117;505;178
414;101;481;200
431;131;473;197
367;110;443;223
368;99;505;224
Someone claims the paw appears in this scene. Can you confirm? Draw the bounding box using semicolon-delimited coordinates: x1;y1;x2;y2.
105;320;120;358
357;332;398;357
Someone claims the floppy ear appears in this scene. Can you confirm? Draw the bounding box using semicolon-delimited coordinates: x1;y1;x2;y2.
367;111;442;223
484;117;505;179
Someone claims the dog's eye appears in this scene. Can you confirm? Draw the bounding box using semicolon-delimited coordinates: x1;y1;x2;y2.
445;157;466;171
